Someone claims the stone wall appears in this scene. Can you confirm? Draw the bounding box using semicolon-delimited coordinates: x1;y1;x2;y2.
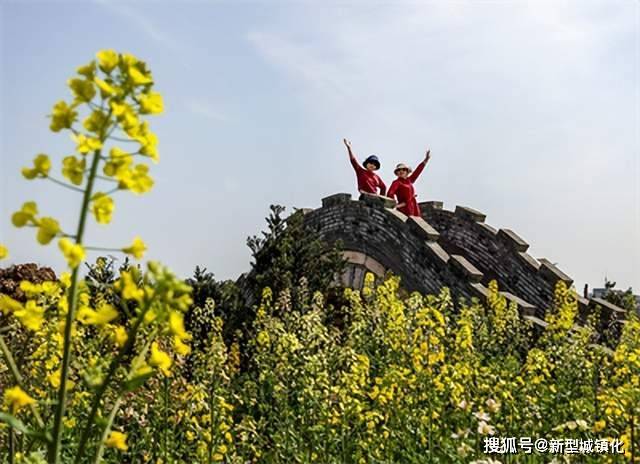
298;192;628;334
303;193;491;304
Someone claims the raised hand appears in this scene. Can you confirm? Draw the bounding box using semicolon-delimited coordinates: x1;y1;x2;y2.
343;138;352;150
425;149;431;163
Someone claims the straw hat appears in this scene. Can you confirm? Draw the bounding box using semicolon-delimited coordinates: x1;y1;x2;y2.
394;163;412;175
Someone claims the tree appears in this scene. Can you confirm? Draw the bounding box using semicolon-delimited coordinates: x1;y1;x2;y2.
245;205;346;305
185;266;244;351
602;279;638;314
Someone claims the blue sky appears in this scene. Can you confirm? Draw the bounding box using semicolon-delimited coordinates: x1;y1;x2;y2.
1;0;638;292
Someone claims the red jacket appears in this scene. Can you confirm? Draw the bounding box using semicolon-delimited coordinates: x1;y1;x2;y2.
350;155;386;195
387;160;426;216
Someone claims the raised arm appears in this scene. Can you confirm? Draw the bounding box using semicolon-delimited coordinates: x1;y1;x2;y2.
344;138;363;172
409;149;431;182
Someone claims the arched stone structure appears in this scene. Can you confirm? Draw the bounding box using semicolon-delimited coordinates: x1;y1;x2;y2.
298;192;628;333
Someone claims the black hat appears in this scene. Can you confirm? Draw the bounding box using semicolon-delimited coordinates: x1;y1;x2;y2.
363;155;380;170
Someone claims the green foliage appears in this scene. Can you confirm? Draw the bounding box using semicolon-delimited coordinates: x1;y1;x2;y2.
603;279;638;314
185;266;244;351
246;205;346;303
184;204;347;371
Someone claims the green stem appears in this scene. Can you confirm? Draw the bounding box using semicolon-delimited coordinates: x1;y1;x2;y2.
49;102;119;463
104;187;122;196
84;246;121;252
45;176;85;193
72;302;150;464
49;145;102;464
93;328;157;463
163;376;169;463
9;426;15;464
91;396;123;464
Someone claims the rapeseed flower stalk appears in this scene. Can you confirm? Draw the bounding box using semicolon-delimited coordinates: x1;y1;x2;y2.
0;49;188;464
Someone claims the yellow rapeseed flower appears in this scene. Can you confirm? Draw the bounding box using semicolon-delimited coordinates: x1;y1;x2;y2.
72;133;102;154
112;325;128;347
0;294;23;315
149;342;172;376
117;164;154;194
60;272;72;288
128;66;153;85
68;78;96;103
122;236;147;259
14;300;45;331
77;61;96;79
169;311;190;340
47;370;61;389
62;155;86;185
116;105;140;136
173;336;191;356
119;271;144;302
109;100;128;117
3;386;36;413
36;217;61;245
94;77;118;97
133;122;159;162
83;109;108;133
12;201;38;227
103;147;132;178
139;91;163;114
22;154;51;179
0;244;8;260
77;303;118;326
50;100;78;132
105;431;128;451
91;192;114;224
58;238;86;268
97;49;119;73
593;420;606;432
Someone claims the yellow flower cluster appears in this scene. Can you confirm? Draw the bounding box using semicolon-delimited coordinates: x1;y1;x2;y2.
2;268;637;462
3;386;36;414
8;49;162;270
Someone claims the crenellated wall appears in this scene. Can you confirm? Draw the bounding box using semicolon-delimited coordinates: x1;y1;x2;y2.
419;201;571;319
297;192;628;334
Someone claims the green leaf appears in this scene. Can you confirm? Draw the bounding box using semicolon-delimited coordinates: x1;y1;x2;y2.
124;370;154;392
0;412;52;443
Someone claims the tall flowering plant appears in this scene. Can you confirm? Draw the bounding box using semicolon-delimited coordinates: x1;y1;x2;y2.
0;51;192;464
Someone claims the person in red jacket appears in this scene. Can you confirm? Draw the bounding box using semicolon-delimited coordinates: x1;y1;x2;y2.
387;149;432;216
344;138;386;195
